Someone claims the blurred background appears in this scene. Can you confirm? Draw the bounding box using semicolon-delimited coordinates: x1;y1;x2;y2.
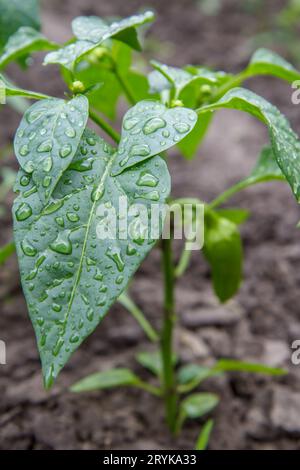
1;0;300;450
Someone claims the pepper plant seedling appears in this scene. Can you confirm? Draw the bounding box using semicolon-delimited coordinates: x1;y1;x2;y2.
1;6;300;449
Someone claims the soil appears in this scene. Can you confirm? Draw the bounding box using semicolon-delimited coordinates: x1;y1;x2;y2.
1;0;300;450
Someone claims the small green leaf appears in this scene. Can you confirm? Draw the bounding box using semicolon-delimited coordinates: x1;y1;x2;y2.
44;11;154;71
70;368;140;392
245;48;300;83
248;145;285;183
0;73;50;100
0;0;40;51
0;27;58;69
0;241;15;265
14;95;89;203
195;419;214;451
216;208;250;225
177;364;212;385
199;88;300;202
136;351;177;377
181;393;219;420
177;112;213;159
177;364;213;393
213;359;287;376
204;210;243;303
111;100;197;175
13;130;171;388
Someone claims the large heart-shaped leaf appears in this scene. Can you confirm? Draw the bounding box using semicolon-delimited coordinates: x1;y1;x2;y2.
198;87;300;201
0;0;40;51
44;11;154;71
0;27;58;69
111;100;198;175
14;95;89;203
13;129;171;388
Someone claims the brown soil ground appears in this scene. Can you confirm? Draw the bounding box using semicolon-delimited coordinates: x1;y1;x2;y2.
1;0;300;450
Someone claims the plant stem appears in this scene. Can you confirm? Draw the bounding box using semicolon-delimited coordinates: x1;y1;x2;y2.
160;235;177;433
89;109;121;143
113;65;136;105
208;179;252;209
118;292;159;343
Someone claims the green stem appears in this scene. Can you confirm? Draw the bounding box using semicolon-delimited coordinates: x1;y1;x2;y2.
209;179;252;209
113;64;136;105
118;292;159;343
160;236;177;433
89;109;121;143
175;242;192;278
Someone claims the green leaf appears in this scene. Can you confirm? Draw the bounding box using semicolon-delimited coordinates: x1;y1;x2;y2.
177;364;213;393
245;48;300;83
248;145;285;183
198;88;300;202
177;112;213;159
14;95;89;203
204;210;243;303
195;419;214;451
136;350;177;377
0;0;40;51
0;73;50;100
213;359;287;376
13;129;171;388
44;11;154;71
180;393;219;420
0;241;15;265
70;368;140;392
216;208;250;225
0;27;58;69
111;100;197;175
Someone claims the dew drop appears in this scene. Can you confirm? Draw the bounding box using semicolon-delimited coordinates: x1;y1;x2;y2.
174;122;190;134
37;140;53;153
137;171;158;187
70;333;80;343
86;308;94;322
106;246;125;272
52;303;62;312
67;212;80;222
129;144;151;158
16;202;32;221
59;144;72;158
86;137;96;146
42;175;52;188
143;117;166;135
19;144;30;156
123;117;139;130
49;232;72;255
20;175;30;187
43;156;53;172
43;199;64;215
24;160;35;173
55;216;65;227
65;127;76;138
52;337;64;356
21;239;37;257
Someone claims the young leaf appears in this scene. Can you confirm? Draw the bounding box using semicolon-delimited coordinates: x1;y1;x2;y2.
216;208;250;225
70;368;140;392
180;393;219;420
177;364;213;392
136;350;177;377
248;145;286;183
177;112;213;159
245;48;300;83
44;11;154;71
0;27;58;69
213;359;287;376
14;95;89;203
195;419;214;451
198;88;300;201
111;100;197;175
13;129;171;388
0;241;15;265
0;73;50;100
0;0;40;50
203;210;243;303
